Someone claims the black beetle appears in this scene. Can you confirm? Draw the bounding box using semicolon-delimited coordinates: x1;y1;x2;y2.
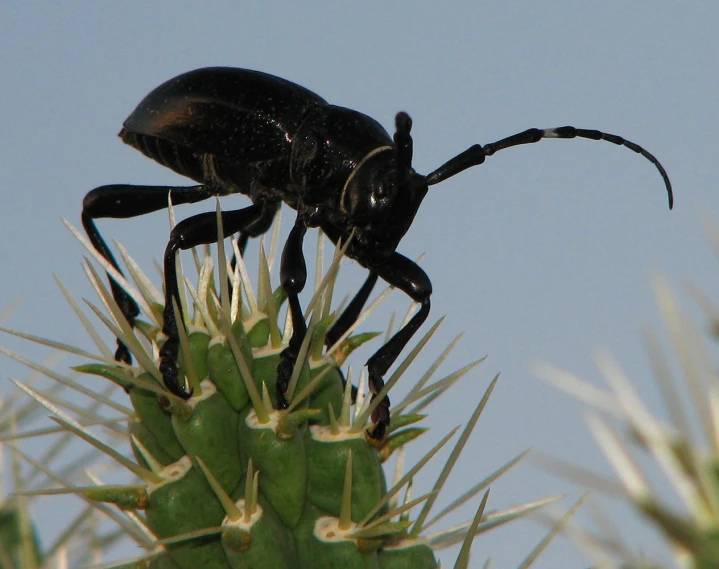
83;67;673;439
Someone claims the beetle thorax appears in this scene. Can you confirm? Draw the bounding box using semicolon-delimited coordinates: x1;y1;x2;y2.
289;106;394;193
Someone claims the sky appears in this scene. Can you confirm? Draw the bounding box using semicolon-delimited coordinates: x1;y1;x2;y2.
2;3;718;568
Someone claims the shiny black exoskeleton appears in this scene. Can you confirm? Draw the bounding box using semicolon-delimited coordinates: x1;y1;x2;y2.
83;67;673;439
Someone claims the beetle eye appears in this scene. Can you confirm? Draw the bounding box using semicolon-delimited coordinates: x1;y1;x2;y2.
373;180;386;201
374;166;397;198
343;172;391;224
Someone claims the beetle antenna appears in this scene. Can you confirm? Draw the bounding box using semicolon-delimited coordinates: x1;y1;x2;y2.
425;126;673;209
394;112;413;181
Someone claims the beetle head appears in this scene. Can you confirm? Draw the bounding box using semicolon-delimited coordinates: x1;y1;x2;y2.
342;113;428;258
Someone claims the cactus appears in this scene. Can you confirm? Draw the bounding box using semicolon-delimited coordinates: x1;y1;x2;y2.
534;272;719;568
0;211;570;568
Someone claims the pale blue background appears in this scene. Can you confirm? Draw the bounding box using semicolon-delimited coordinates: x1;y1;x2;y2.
2;3;718;567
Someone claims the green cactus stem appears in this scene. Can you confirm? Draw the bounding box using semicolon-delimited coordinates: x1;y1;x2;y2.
0;214;573;568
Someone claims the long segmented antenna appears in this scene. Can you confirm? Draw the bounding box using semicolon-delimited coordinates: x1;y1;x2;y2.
424;124;673;209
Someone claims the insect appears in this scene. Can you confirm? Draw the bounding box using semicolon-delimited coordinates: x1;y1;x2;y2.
83;67;673;439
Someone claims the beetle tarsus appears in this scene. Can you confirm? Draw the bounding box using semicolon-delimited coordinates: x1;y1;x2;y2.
276;346;298;409
367;371;391;440
158;339;192;399
115;342;132;366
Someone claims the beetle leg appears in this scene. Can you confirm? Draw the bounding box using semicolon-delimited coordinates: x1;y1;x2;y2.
276;217;309;409
160;205;267;398
322;271;379;404
227;204;279;301
82;184;217;364
325;272;379;349
366;254;432;439
236;233;251;257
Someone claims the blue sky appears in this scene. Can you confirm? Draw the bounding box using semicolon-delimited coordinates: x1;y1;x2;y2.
2;3;718;567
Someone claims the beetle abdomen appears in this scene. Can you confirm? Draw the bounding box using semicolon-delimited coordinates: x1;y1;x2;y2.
122;67;328;166
120;129;206;183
